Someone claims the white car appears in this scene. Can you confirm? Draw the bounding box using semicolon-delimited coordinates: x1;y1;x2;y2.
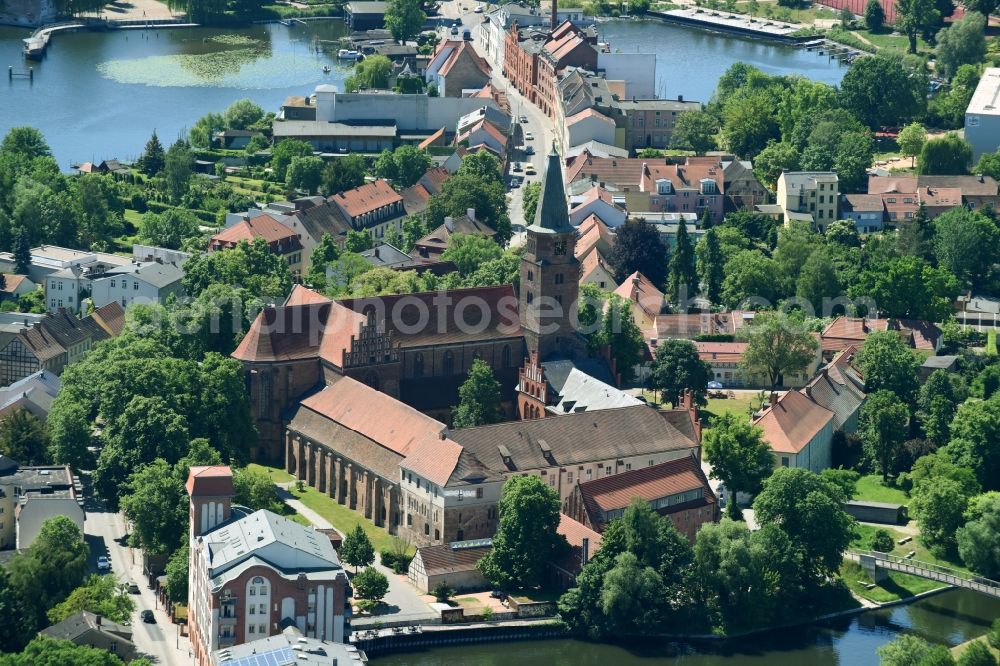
524;131;534;141
474;5;484;12
97;556;110;571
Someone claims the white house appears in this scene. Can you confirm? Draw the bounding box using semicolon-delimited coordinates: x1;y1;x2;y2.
754;390;834;473
564;108;616;150
569;186;628;228
0;460;84;550
90;261;185;309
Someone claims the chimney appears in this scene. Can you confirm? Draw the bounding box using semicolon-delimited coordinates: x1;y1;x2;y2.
678;94;683;102
95;615;102;627
467;207;476;221
769;391;778;406
374;247;380;259
444;216;455;232
978;173;985;183
551;0;558;31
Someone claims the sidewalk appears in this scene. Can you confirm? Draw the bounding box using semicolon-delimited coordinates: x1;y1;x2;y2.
284;498;437;623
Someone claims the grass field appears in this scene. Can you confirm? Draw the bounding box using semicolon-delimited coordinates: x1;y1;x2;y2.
854;475;909;505
840;560;945;603
703;395;758;424
247;463;295;483
852;523;969;573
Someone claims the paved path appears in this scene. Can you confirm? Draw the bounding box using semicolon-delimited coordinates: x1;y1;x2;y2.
283;498;436;622
89;0;182;21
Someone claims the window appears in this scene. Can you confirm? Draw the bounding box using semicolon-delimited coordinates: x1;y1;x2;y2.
425;523;430;535
586;469;592;480
435;528;441;541
625;463;631;471
648;459;654;467
111;280;116;288
443;350;454;375
250;606;256;615
501;345;511;368
526;291;533;304
457;489;463;501
134;281;139;290
567;472;573;484
781;456;790;467
476;487;484;499
250;587;256;596
259;625;266;635
249;625;256;634
527;270;533;282
555;273;564;285
605;466;612;475
110;642;117;654
259;604;266;614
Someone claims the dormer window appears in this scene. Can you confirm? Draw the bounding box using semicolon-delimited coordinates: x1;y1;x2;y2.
656;179;672;195
700;179;717;195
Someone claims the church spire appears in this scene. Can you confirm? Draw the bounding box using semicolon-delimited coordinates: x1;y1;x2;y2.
528;142;573;234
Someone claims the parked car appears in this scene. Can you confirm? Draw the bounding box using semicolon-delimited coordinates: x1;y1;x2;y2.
97;556;110;571
450;24;459;35
512;161;523;172
141;610;156;624
525;164;537;176
126;581;140;594
524;131;534;141
509;176;522;188
520;115;528;124
475;4;484;11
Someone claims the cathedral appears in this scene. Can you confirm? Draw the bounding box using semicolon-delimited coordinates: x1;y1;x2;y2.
233;145;583;460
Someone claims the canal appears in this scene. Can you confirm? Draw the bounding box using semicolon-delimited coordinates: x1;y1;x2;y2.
372;590;1000;665
1;17;847;168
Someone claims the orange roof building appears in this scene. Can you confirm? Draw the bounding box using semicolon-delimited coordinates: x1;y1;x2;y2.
753;390;834;472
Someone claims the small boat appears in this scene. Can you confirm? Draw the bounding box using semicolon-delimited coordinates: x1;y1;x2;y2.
323;65;331;73
337;49;360;60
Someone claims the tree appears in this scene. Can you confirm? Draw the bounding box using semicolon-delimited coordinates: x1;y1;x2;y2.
668;217;698;303
668;110;719;154
0;635;131;666
119;458;187;554
385;0;426;43
341;525;375;572
839;54;926;128
352;566;390;604
591;296;645;383
12;226;31;275
895;0;940;53
271;139;313;181
139;130;165;176
879;635;955;666
163;139;194;204
918;133;972;175
345;55;393;91
650;339;712;408
934;208;999;289
897;202;934;260
345;230;374;253
703;414;774;520
426;159;511;243
441;233;502;276
522;181;541;224
477;475;566;589
321;154;366;195
165;542;189;604
752;467;855;579
608;221;669;290
189;111;224;149
795;249;841;310
0;408;48;465
285;155;324;194
912;477;974;555
1;127;50;161
957;493;1000;577
856;330;920;403
697;228;724;305
233;467;283;513
740;312;818;389
946;397;1000;491
935;12;987;80
860;390;909;482
864;0;885;30
721;250;781;308
918;369;965;446
452;359;503;428
598;552;666;634
753;141;800;190
957;642;996;666
223;98;264;130
870;528;895;552
47;574;135;625
990;619;1000;651
851;256;959;322
721;91;781;159
897;123;926;168
305;233;341;288
138;209;199;250
374;145;432;188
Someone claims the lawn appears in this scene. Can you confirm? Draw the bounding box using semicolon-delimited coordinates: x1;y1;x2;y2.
852;523;970;574
247;463;294;484
952;638;1000;661
854;475;909;505
702;395;759;425
853;28;933;55
840;561;945;603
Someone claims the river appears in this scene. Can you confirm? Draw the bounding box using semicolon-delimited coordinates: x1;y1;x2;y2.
372;590;1000;666
0;17;847;168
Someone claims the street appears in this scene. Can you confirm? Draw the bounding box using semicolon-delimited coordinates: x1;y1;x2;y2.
84;501;193;666
436;2;558;241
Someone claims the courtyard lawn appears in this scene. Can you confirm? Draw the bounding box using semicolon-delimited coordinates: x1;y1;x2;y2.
854;475;909;505
702;395;758;425
247;463;295;484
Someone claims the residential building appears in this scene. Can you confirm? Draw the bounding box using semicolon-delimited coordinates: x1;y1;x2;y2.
329;180;406;241
90;301;126;338
358;244;414;269
516;352;640;419
40;611;136;662
574;214;614;263
640;160;726;224
867;174;1000;221
132;244;192;266
612;97;701;151
0;458;83;550
839;194;885;233
187;466;349;666
480;3;548;68
568;187;627;228
279;94;318;121
596;52;657;98
213;626;367;666
965;68;1000;163
754;390;835;472
344;1;387;30
564;107;616;150
921;354;959;380
456;118;508;155
0;312;47;351
614;271;665;332
213;130;262;150
563;453;718;543
0;274;36;300
407;540;492;593
820;316;942;357
90;261;184;310
578;247;615;290
0;246;132;313
0;308;109;386
651;310;754;341
410;210;497;262
551;513;602;588
0;370;60;421
775;171;839;230
401;166;451;217
800;347;866;434
692;339;821;389
425;40;491;97
716;158;770;213
208;216;304;279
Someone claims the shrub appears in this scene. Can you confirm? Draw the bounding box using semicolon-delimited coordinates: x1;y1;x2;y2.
431;583;456;603
481;606;494;621
869;529;895;553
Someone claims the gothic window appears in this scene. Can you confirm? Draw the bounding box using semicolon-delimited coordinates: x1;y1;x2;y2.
257;372;272;419
555;273;564;284
414;352;424;377
501;345;511;368
526;291;534;304
443;350;455;375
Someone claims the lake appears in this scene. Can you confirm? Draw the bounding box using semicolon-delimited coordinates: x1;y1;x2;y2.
1;17;847;168
372;589;1000;666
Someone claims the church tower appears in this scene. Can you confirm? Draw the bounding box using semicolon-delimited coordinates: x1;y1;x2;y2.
519;144;580;360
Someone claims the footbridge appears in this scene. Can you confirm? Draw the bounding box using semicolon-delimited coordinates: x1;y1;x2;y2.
849;550;1000;599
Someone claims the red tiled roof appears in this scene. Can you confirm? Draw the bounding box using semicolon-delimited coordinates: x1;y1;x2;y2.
753;390;834;455
613;272;664;321
285;284;331;307
186;466;235;497
694;341;748;364
579;247;613;283
400;433;464;487
332;180;402;219
558;513;603;552
433;40;491;78
1;274;28;294
299;376;446;457
820;316;889;352
575;214;614;261
418;127;447;150
210;215;299;249
578;454;715;520
90;301;126;337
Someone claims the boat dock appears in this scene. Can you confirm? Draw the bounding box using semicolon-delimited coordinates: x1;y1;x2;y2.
800;38;868;62
22;17;197;59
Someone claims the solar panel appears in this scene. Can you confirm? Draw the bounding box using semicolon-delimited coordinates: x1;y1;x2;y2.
220;646;296;666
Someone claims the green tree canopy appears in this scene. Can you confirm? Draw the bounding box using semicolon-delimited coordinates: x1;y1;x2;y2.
668;110;719;154
918;133;972;175
441;233;503;276
703;413;774;520
696;228;725;305
608;220;669;290
0;635;130;666
864;0;885;30
650;339;712;408
271;139;313;181
341;524;375;572
163;139;194;204
935;12;987;80
137;209;200;250
478;475;567;589
590;296;646;383
957;492;1000;577
859;389;909;481
895;0;941;53
855;330;920;403
353;566;390;603
452;359;503;428
286;155;325;195
345;55;393;91
385;0;426;43
223;98;265;130
839;54;926;128
47;575;135;625
933;207;999;289
897;122;927;167
740;311;818;389
0;408;48;466
139;130;166;176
